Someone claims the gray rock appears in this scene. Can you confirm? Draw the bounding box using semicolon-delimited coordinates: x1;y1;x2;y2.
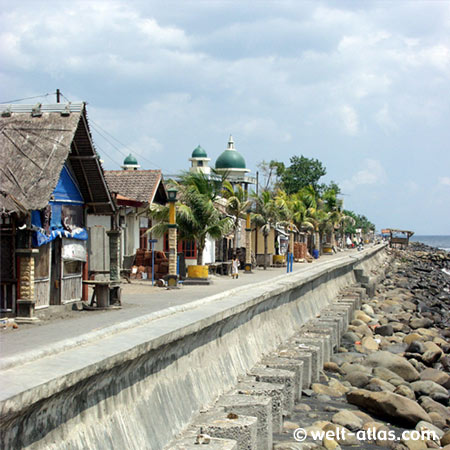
410;380;449;403
346;389;431;426
394;385;416;400
375;324;394;336
364;351;420;382
415;420;444;439
332;410;363;431
344;372;370;388
365;378;396;392
409;317;434;329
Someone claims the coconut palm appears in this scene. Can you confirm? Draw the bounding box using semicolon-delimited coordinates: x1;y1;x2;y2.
251;190;282;270
148;172;232;265
222;181;251;256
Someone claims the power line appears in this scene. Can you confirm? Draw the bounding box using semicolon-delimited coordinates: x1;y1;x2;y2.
88;118;166;171
0;92;54;104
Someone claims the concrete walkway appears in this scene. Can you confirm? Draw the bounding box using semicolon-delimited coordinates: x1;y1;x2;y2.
0;248;365;363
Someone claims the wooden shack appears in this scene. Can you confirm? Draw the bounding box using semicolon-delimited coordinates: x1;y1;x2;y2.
0;102;115;318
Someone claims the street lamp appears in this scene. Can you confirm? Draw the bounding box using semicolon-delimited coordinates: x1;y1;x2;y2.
244;208;252;273
166;187;178;287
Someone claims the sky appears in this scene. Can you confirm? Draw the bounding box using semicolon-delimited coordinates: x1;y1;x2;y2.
1;0;449;234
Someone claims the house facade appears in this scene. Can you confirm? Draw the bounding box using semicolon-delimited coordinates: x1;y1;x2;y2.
0;103;115;318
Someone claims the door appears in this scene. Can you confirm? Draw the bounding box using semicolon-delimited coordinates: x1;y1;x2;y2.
50;240;61;305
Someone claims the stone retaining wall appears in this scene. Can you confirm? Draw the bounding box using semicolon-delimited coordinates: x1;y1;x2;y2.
0;245;389;449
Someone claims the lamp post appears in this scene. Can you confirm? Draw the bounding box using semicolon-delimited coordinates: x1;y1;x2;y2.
166;187;178;287
244;208;252;273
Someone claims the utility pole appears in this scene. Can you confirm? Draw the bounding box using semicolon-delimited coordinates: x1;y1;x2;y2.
56;89;60;103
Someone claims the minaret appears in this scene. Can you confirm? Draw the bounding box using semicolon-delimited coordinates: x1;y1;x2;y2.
189;145;211;175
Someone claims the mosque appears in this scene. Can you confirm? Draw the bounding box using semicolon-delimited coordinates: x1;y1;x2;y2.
188;135;256;189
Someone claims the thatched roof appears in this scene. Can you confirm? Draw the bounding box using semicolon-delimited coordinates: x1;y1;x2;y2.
0;103;115;215
105;170;167;205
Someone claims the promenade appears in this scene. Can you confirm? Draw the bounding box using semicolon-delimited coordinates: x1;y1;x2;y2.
0;248;363;365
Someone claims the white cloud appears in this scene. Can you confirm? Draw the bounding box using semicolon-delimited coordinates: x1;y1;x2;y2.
439;176;450;187
339;105;359;135
341;160;387;191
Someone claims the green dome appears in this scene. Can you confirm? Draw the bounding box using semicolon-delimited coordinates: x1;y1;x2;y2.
123;154;138;165
192;145;207;158
215;136;246;169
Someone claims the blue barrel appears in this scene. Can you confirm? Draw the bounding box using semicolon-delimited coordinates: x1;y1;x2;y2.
313;249;319;259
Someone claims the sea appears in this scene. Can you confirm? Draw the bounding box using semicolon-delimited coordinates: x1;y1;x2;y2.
410;235;450;252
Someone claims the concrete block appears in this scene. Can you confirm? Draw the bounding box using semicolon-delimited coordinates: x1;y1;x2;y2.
169;436;238;450
275;348;312;389
307;320;340;349
299;332;332;363
235;380;284;434
260;356;303;402
218;394;272;450
194;410;257;450
290;336;324;369
247;366;295;418
283;341;321;383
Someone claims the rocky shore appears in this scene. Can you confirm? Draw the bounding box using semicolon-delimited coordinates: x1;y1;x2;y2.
274;243;450;450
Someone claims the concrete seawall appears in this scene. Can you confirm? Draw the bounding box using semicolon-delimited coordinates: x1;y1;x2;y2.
0;245;388;449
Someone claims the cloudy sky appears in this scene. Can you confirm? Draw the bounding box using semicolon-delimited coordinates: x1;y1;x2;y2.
1;0;449;234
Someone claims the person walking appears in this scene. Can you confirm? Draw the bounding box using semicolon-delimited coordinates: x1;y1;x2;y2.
231;255;240;279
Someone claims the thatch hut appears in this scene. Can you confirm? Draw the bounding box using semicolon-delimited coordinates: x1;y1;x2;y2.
0;102;115;319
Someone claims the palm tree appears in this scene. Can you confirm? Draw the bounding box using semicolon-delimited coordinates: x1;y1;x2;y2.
251;190;282;270
222;181;251;256
148;172;232;265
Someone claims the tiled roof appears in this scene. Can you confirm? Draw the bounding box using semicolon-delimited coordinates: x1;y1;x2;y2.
105;170;163;204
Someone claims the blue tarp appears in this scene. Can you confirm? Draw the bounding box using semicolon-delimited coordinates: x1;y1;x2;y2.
33;228;88;247
31;164;87;247
52;165;83;204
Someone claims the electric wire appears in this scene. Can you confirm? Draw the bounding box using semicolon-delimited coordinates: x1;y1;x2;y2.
0;93;54;104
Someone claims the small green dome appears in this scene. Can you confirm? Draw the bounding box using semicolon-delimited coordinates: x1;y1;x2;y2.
192;145;207;158
123;154;138;165
215;136;246;169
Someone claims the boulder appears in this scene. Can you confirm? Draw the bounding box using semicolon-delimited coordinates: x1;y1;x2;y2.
418;396;450;425
403;333;424;345
375;324;394;336
415;420;444;439
361;336;379;351
409;317;434;329
419;368;450;386
364;351;420;382
312;384;344;397
344;372;370;388
365;378;396;392
331;410;363;431
410;380;449;403
394;385;416;400
346;389;431;426
421;342;443;365
442;430;450;446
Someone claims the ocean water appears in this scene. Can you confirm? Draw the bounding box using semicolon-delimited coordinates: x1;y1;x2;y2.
410;235;450;252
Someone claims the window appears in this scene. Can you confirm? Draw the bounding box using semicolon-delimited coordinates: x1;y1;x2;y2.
198;161;203;167
181;240;196;258
163;233;197;259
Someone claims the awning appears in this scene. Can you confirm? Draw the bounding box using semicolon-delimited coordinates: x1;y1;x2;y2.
33;227;88;247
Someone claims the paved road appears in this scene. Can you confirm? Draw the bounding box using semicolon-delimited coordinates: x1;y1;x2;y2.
0;248;363;360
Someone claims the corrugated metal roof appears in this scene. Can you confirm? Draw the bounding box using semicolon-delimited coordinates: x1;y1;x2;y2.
1;103;84;114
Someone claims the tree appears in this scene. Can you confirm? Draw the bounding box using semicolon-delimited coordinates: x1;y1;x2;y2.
148;172;232;265
257;160;285;191
251;190;282;270
222;181;251;256
281;156;326;194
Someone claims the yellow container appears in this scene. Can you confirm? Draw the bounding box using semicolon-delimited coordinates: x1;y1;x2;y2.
323;246;333;254
272;255;286;264
187;265;209;278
